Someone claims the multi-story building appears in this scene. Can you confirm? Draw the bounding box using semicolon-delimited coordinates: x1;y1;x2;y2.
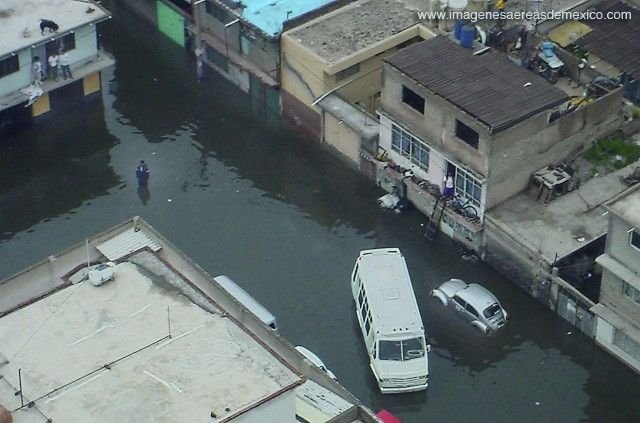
377;35;623;248
0;0;113;135
194;0;346;111
0;217;378;422
593;185;640;373
281;0;435;141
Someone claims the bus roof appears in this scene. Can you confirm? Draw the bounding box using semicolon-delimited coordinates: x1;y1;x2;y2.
357;249;424;336
214;275;278;330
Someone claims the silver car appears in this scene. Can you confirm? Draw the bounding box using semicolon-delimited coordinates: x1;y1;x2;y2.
431;279;508;333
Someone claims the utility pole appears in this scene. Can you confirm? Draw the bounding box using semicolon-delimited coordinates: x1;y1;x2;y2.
192;0;205;54
192;0;206;80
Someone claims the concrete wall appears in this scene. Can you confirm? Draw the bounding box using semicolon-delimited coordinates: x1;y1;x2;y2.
381;64;491;177
486;89;624;209
0;50;32;97
483;215;554;305
281;33;326;109
335;54;384;113
282;90;321;140
598;213;640;326
594;314;640;374
71;25;100;67
599;268;640;328
201;4;279;79
281;25;435;136
232;390;295;423
379;114;445;187
607;214;640;275
381;64;624;211
322;112;361;164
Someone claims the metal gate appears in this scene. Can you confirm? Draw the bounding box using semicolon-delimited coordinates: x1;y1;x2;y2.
557;288;596;337
157;1;185;47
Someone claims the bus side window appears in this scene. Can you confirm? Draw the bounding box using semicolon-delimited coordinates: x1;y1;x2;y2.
352;263;359;282
372;341;377;359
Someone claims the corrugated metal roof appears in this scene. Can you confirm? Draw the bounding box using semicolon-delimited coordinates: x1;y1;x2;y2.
97;227;162;261
576;0;640;80
295;380;353;420
385;36;568;132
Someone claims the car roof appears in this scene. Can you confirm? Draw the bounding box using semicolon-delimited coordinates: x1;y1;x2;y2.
456;283;499;310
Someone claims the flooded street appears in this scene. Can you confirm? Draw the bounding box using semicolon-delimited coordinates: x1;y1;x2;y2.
1;3;639;421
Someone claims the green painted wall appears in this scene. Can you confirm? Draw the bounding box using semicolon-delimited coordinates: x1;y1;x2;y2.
157;1;184;46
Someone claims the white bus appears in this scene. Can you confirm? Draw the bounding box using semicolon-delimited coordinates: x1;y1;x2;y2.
351;248;429;393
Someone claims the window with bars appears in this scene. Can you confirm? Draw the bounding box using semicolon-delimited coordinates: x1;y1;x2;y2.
455;168;482;207
391;124;430;171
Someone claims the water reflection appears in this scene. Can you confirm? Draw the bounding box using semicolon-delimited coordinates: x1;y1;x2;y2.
0;101;120;240
137;184;150;205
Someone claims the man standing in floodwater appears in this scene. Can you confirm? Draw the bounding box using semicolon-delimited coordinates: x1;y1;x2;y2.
136;160;150;186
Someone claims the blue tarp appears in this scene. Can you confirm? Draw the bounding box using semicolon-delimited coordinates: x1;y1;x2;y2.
241;0;334;38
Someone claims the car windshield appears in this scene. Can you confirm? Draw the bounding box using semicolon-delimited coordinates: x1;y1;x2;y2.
378;338;425;361
483;303;502;319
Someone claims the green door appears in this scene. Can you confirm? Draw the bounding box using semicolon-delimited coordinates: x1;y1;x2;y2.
157;1;185;46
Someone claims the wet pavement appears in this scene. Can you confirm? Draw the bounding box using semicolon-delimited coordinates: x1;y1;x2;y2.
1;3;639;422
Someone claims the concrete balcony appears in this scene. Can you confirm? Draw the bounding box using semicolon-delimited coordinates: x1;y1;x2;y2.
0;50;115;113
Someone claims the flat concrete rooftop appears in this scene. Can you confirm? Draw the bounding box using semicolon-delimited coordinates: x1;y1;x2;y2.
487;163;634;263
0;257;301;422
285;0;420;64
0;0;110;58
607;184;640;228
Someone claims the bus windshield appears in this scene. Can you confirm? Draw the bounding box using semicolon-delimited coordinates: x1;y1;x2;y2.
378;338;425;361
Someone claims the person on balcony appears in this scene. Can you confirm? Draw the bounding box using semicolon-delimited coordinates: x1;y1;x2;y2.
443;174;454;199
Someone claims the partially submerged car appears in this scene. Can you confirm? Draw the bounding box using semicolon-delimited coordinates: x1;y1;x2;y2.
295;346;338;381
431;279;508;333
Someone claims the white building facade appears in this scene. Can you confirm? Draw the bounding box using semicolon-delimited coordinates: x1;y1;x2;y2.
0;0;114;131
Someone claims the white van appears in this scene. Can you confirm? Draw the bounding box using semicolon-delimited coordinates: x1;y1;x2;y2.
351;248;429;393
214;275;278;331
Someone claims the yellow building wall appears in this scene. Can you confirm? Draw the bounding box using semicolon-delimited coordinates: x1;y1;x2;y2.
323;112;361;165
281;34;327;113
32;92;50;117
83;72;101;95
281;24;436;116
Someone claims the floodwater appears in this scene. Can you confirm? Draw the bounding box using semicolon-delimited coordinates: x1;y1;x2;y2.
1;3;639;422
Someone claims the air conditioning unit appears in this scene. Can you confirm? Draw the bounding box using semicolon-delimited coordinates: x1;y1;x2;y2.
88;262;116;286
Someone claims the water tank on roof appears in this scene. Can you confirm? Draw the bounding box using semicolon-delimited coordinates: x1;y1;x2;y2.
454;20;466;40
460;25;476;49
541;41;555;57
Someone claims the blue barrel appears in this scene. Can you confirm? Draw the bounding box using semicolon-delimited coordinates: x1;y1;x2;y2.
454;20;466;40
460;25;475;49
541;41;555;57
